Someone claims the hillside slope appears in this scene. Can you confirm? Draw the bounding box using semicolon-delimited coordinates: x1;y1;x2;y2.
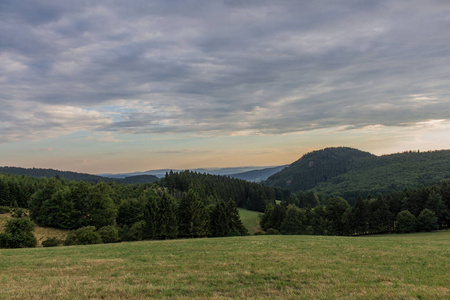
264;147;374;191
313;150;450;200
265;147;450;202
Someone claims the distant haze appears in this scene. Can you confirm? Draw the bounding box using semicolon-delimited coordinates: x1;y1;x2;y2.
1;1;449;173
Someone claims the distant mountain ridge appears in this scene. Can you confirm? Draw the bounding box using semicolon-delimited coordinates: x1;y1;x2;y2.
264;147;450;202
100;166;285;180
0;165;285;184
229;165;288;182
0;166;159;184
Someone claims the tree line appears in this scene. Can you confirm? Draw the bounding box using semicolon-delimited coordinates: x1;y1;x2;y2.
261;181;450;235
0;174;249;248
163;170;292;212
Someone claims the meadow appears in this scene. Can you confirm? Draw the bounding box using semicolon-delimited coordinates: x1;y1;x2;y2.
1;230;449;299
237;208;262;234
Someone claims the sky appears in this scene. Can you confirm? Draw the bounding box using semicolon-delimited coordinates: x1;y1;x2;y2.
1;0;450;174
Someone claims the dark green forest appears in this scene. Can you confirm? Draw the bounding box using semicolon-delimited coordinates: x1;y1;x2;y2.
265;148;450;203
261;181;450;236
0;172;260;248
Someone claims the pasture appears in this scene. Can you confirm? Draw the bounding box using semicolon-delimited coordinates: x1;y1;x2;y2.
1;230;449;299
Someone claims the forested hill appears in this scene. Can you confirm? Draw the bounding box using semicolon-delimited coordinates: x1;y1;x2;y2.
0;167;158;184
313;150;450;201
264;147;374;191
264;147;450;202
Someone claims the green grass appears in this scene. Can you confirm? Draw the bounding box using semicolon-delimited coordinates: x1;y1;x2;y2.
238;208;262;234
1;231;449;299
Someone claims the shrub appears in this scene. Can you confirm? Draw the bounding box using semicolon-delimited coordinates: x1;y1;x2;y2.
64;226;103;246
266;228;281;235
0;218;37;248
0;206;10;214
97;226;120;243
42;237;64;247
10;207;27;218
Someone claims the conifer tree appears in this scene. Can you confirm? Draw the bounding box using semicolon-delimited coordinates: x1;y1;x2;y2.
143;197;158;240
226;198;248;236
156;192;178;239
178;189;210;238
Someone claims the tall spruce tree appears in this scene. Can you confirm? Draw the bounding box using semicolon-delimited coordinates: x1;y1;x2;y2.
226;198;248;236
178;189;210;238
156;192;178;239
209;201;231;237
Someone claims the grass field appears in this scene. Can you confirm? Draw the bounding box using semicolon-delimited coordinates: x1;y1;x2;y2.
1;230;449;299
238;208;262;234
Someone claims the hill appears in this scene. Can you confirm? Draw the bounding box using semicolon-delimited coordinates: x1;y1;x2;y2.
0;166;158;184
264;147;374;191
265;147;450;201
313;150;450;200
1;232;448;299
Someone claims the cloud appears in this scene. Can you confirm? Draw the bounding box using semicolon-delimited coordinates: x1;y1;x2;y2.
1;0;450;142
0;100;112;143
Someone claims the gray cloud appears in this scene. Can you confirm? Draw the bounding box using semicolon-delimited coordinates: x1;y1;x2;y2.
1;0;450;141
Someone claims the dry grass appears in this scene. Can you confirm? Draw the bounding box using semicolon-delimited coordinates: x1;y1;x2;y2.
1;230;449;299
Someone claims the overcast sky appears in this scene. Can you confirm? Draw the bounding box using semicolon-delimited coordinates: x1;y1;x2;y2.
1;0;450;173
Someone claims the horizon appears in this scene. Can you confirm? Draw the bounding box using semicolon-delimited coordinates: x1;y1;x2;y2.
2;146;449;176
1;1;450;174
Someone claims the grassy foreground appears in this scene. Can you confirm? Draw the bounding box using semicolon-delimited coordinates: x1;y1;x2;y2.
1;231;449;299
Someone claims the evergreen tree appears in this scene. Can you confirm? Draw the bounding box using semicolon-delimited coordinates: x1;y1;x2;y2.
209;201;230;237
116;198;145;227
142;197;159;240
226;198;248;236
178;189;210;238
156;192;178;239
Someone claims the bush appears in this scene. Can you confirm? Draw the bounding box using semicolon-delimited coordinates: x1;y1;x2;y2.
0;232;12;248
64;226;103;246
42;237;63;247
97;226;120;243
266;228;281;235
10;207;27;218
0;206;10;214
0;218;37;248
